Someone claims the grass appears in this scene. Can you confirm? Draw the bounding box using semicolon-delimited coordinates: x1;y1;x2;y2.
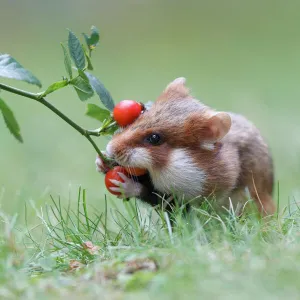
0;189;300;299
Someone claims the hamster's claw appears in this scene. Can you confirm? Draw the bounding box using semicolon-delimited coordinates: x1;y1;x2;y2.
108;172;143;199
109;179;122;186
95;152;110;173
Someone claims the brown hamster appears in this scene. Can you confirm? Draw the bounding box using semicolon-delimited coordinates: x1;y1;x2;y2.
96;77;275;215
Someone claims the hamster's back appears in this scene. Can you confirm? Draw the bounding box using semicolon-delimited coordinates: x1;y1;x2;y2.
224;113;274;199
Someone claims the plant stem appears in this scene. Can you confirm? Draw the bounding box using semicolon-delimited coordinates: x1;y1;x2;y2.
100;121;117;133
0;82;106;160
0;83;38;100
38;97;87;136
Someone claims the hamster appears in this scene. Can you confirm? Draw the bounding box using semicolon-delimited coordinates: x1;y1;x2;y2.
96;77;275;215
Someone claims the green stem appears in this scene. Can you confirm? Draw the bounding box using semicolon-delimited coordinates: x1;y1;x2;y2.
0;83;37;100
0;82;107;160
86;129;101;136
38;97;87;136
100;121;117;133
85;135;102;156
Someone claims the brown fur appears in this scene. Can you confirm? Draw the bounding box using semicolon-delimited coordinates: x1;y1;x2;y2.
108;78;275;215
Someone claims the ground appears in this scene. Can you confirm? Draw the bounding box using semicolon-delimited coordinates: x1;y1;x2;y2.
1;190;300;300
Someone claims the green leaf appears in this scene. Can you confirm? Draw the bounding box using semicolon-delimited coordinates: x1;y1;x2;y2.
61;43;72;78
0;54;42;87
83;26;100;51
102;123;118;136
78;69;89;82
85;72;115;111
85;104;110;123
84;50;93;70
70;76;94;101
41;80;69;98
98;118;118;136
68;30;85;70
0;97;23;143
74;88;90;101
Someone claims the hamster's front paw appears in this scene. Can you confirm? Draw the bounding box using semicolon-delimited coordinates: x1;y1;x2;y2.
95;152;110;173
108;172;143;199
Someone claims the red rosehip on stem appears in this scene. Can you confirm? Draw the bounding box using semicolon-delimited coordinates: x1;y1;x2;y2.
113;100;142;127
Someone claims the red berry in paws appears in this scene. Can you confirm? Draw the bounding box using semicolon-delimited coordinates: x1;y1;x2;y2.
124;167;147;176
104;166;128;196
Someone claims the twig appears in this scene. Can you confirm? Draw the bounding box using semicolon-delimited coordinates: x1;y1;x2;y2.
0;82;107;160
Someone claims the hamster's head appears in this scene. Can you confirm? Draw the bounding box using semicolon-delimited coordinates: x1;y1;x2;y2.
106;78;231;177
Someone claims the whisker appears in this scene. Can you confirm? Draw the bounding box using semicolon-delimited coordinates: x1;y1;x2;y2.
127;166;141;195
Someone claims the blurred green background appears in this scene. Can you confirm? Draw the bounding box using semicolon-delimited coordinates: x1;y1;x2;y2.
0;0;300;217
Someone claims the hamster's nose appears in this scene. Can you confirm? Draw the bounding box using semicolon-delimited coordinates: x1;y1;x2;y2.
106;141;114;158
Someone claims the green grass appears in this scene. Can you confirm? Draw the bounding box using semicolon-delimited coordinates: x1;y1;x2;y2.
1;189;300;299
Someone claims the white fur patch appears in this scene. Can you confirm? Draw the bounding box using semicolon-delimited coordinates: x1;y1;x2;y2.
106;142;113;158
128;147;152;168
110;146;152;169
201;142;215;151
149;148;206;200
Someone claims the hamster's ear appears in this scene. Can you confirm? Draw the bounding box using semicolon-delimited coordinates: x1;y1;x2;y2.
205;112;231;141
185;111;231;143
158;77;190;101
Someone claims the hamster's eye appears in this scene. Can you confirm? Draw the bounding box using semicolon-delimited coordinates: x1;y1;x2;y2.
146;133;162;146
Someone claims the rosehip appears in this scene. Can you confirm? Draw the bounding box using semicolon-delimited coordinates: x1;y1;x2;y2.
105;166;128;196
113;100;142;127
124;167;147;176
